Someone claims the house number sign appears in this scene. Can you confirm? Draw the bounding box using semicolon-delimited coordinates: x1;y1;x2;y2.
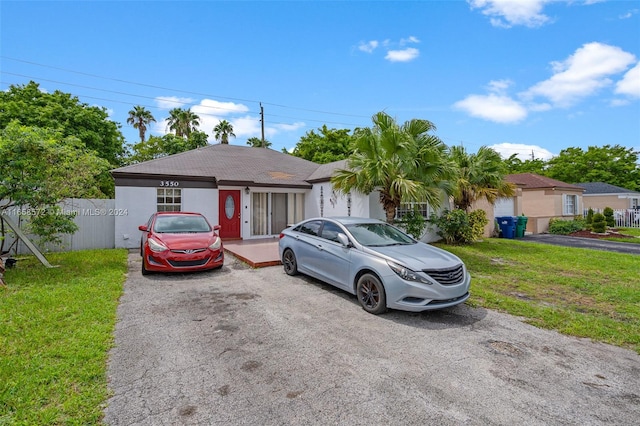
159;180;180;187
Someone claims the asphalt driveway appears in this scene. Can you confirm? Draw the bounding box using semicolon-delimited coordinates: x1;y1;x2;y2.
104;252;640;425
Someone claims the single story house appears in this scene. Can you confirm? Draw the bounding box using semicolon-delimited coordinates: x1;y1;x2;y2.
505;173;585;234
574;182;640;211
111;144;392;249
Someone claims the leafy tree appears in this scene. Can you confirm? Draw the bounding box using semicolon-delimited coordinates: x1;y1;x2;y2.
545;145;640;190
331;112;456;223
128;131;209;163
0;122;110;244
213;120;236;144
166;108;200;138
0;81;126;166
503;154;546;175
127;105;156;142
429;208;487;245
290;125;353;164
450;145;515;211
246;136;271;148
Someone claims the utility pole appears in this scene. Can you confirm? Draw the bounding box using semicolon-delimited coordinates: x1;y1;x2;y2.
260;103;265;148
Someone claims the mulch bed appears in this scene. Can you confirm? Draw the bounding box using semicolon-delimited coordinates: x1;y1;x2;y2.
568;229;632;239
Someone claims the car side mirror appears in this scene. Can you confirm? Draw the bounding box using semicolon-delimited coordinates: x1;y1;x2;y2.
213;225;221;231
138;225;148;232
337;233;351;247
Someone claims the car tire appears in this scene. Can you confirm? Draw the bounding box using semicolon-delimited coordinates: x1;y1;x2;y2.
141;258;150;276
357;273;387;315
282;249;298;276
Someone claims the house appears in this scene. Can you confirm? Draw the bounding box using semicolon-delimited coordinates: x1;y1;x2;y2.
505;173;585;234
574;182;640;211
111;144;390;249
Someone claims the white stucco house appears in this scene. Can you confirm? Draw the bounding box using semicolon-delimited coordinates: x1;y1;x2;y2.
111;144;392;249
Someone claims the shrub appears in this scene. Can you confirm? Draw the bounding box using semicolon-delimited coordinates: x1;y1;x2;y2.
586;208;594;225
603;207;615;227
592;213;606;233
429;209;485;244
548;217;585;235
397;207;426;240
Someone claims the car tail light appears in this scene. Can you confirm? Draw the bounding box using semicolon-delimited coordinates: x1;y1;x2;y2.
279;233;285;239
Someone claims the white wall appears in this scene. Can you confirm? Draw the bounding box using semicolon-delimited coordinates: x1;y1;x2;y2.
307;182;374;218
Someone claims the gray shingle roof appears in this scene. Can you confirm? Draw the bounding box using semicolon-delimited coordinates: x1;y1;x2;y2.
306;159;349;182
112;144;320;188
574;182;640;195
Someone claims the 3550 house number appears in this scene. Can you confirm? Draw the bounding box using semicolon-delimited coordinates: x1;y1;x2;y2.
159;181;180;187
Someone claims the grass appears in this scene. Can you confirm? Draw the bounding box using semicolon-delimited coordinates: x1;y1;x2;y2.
0;249;128;425
603;227;640;243
435;239;640;354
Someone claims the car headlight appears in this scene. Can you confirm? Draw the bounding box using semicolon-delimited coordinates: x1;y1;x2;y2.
387;261;431;285
209;237;221;250
148;238;168;253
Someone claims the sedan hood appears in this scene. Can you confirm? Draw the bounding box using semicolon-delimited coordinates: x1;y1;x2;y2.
368;243;462;270
154;233;216;250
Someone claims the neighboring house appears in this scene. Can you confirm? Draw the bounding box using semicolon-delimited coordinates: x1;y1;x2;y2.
574;182;640;211
111;144;388;249
505;173;585;234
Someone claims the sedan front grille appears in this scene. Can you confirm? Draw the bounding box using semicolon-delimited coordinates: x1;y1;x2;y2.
168;258;210;267
171;248;206;254
422;265;464;286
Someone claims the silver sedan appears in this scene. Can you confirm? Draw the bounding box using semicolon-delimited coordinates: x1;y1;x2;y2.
278;217;471;314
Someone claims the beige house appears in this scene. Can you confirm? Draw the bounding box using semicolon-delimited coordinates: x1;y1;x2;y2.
505;173;585;234
574;182;640;211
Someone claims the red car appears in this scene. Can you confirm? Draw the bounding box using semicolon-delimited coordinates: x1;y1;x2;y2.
138;212;224;275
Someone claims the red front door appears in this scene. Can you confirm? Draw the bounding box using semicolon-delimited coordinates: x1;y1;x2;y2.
219;190;241;239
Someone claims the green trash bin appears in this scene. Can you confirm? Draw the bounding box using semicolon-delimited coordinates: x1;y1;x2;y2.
516;215;528;238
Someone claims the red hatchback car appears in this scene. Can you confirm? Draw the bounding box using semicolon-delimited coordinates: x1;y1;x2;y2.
138;212;224;275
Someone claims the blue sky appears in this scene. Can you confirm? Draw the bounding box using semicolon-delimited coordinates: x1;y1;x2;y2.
1;0;639;160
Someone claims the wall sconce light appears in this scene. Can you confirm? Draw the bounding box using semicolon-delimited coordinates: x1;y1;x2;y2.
244;186;250;195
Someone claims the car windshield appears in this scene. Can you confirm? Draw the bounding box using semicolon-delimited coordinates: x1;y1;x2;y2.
346;223;415;247
153;215;211;233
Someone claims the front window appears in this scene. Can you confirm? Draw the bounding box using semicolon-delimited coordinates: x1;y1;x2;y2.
563;194;577;215
395;202;431;220
346;223;415;247
157;188;182;212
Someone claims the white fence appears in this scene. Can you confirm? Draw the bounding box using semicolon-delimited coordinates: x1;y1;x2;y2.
583;208;640;228
1;199;116;255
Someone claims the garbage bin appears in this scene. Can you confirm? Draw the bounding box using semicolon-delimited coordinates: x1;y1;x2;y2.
496;216;516;239
516;215;528;238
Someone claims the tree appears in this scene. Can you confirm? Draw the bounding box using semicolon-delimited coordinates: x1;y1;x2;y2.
0;81;126;166
166;108;200;138
0;122;110;244
545;145;640;191
246;136;271;148
331;112;456;223
290;125;354;164
450;145;515;211
127;105;156;142
213;120;236;144
128;131;209;164
503;154;546;175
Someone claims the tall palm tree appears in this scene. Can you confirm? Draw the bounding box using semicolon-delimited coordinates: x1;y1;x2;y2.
127;105;156;142
166;108;200;138
450;145;515;211
213;120;236;144
331;112;456;223
246;137;271;148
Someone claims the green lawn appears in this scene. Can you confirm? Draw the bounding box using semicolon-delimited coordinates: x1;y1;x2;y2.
0;249;128;425
1;242;639;423
436;239;640;354
604;227;640;243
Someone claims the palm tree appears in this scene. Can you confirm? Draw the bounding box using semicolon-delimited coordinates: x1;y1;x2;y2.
449;145;515;211
246;137;271;148
127;105;156;142
166;108;200;138
331;112;456;223
213;120;236;144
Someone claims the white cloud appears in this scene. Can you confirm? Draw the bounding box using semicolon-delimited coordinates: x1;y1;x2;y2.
400;36;420;46
192;99;249;118
468;0;551;28
454;94;528;123
489;142;554;161
615;62;640;98
155;96;194;110
358;40;379;53
385;47;420;63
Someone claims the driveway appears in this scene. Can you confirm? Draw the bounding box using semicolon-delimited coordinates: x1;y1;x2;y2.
104;252;640;425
